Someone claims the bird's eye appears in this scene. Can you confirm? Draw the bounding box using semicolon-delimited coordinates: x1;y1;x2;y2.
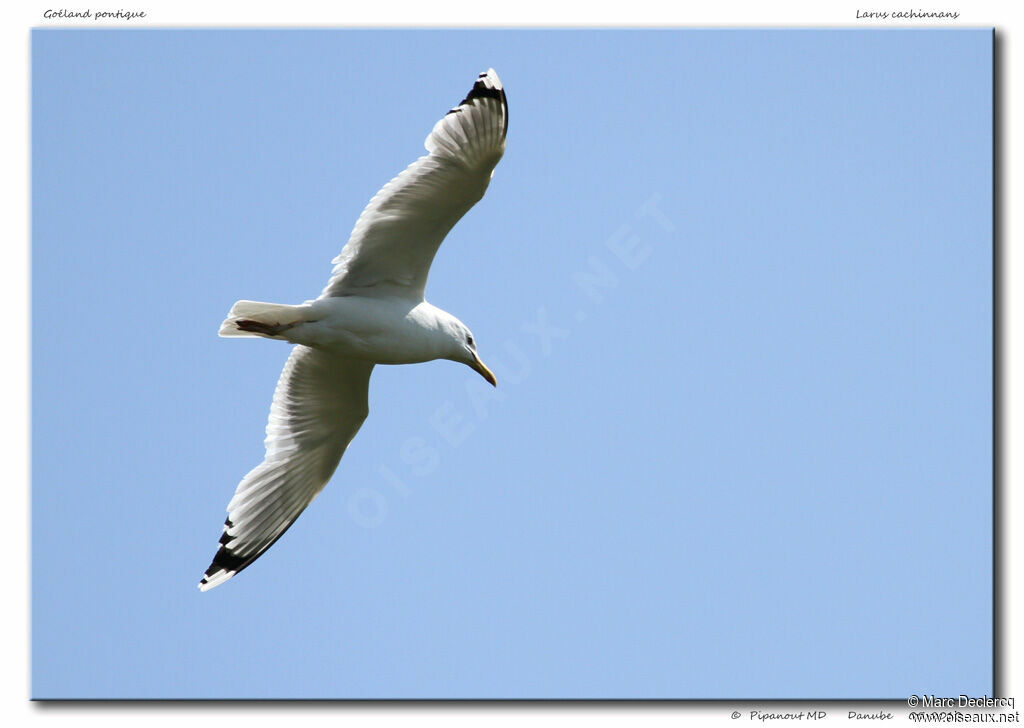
467;334;475;348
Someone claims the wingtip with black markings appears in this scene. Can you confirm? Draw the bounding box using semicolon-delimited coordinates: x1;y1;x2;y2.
198;518;245;591
432;68;507;149
440;68;508;140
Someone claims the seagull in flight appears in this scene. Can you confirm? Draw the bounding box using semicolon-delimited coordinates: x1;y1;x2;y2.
199;69;507;591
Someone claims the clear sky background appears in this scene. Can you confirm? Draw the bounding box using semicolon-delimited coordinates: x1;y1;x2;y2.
31;29;992;699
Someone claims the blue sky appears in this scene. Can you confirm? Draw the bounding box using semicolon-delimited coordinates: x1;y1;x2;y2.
31;29;992;698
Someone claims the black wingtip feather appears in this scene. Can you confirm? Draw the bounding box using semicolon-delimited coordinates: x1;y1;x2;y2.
445;69;508;138
205;545;247;575
199;516;303;590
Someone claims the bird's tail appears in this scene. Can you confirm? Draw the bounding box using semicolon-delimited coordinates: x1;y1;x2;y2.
218;300;308;339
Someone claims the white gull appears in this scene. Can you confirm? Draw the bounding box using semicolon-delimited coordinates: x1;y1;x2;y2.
199;69;507;591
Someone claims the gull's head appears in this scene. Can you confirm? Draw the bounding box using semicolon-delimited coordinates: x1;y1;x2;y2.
446;320;497;387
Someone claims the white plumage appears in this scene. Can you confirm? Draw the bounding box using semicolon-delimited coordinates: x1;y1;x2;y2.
200;69;507;591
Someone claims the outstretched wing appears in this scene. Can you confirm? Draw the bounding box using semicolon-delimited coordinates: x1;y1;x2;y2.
320;68;508;301
199;347;374;591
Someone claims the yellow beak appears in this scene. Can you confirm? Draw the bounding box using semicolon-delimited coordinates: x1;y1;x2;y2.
471;352;498;387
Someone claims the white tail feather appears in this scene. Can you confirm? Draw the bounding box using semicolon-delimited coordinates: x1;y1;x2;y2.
219;300;307;338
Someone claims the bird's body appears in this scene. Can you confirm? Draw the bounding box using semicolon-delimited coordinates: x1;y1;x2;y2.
222;296;464;364
199;69;507;591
